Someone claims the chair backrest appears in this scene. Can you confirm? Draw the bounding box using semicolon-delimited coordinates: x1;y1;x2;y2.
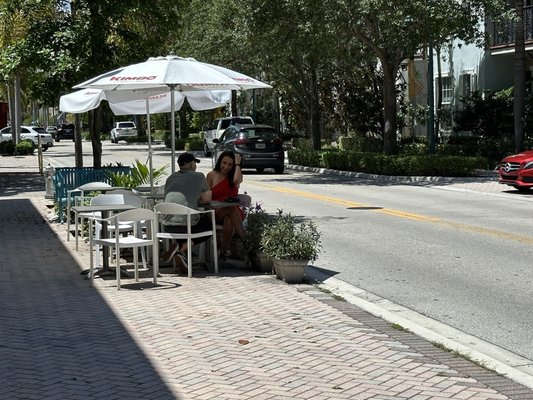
112;208;155;224
154;202;212;233
154;202;200;216
90;194;127;206
105;189;148;208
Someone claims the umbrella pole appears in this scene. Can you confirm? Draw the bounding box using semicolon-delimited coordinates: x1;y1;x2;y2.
169;84;176;174
146;98;154;194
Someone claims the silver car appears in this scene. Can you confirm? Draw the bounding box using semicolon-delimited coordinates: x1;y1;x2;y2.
0;126;54;150
110;121;137;143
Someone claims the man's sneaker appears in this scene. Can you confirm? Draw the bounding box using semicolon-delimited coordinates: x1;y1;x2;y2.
173;252;188;275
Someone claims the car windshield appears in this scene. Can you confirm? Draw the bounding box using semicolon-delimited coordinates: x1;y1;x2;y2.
118;122;135;128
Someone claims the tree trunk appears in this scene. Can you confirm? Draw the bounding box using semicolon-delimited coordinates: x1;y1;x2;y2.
14;73;22;144
382;63;399;155
7;81;15;140
514;1;525;153
231;90;238;116
89;109;102;168
310;68;321;150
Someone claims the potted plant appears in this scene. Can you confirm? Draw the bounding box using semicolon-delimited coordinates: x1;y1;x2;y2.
243;203;275;272
260;210;322;283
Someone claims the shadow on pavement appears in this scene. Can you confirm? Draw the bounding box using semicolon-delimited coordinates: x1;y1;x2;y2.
0;197;178;399
0;172;45;197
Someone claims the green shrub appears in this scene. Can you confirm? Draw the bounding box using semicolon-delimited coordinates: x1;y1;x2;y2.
291;138;313;150
185;137;204;151
291;148;487;176
288;148;321;167
164;137;186;150
16;140;35;155
0;140;16;155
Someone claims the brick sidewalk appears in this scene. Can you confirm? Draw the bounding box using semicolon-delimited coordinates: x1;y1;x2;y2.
0;165;532;399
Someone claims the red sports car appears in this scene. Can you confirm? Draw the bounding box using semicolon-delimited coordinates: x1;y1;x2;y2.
498;150;533;191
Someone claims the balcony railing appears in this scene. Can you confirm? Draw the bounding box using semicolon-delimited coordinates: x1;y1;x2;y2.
491;5;533;48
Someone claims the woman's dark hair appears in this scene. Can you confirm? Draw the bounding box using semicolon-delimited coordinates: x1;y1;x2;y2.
214;150;236;188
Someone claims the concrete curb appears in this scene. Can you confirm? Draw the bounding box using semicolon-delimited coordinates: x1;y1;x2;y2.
305;266;533;390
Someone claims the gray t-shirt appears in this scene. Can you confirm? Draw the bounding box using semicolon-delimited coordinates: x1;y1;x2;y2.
163;170;209;226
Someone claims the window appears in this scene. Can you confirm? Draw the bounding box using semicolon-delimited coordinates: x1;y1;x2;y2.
438;76;453;104
460;72;476;97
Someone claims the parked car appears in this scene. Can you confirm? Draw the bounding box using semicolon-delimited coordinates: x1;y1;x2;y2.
110;121;137;143
46;126;58;135
498;150;533;191
203;116;254;156
55;124;74;142
212;124;285;174
0;126;54;150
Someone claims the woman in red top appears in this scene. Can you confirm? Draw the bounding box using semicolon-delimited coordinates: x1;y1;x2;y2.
207;151;245;257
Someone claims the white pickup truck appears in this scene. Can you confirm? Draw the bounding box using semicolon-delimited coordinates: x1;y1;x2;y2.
202;116;254;156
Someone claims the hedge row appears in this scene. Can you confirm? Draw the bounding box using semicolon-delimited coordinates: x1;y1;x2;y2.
288;149;488;177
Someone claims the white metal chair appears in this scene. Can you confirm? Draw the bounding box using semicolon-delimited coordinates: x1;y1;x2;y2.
89;208;157;290
67;181;112;243
153;202;218;278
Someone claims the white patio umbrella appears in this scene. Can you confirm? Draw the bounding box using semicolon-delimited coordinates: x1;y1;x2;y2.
60;87;232;191
73;54;272;173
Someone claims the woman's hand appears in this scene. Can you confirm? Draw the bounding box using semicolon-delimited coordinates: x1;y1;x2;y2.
234;153;242;166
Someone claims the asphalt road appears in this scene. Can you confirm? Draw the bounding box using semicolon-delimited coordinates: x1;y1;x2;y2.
44;140;533;363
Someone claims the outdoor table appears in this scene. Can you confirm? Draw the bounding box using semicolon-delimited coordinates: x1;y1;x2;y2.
72;203;137;278
134;184;163;193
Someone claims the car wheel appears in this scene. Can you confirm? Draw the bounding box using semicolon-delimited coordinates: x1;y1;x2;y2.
55;138;59;142
41;146;48;152
256;167;265;173
274;166;285;174
204;141;211;157
516;187;531;192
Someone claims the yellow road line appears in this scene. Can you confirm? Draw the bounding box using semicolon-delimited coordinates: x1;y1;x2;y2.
247;181;533;244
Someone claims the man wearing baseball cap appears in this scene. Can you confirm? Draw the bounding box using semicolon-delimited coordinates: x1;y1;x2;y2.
162;152;212;273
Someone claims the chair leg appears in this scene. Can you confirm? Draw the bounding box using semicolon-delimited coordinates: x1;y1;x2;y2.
187;237;193;278
212;235;218;274
75;214;79;251
153;239;158;285
116;246;121;290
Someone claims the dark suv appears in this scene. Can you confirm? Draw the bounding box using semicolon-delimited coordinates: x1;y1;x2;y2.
212;124;285;173
55;124;75;142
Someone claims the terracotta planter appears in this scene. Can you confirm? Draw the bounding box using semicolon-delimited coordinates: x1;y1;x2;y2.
272;258;308;284
251;252;274;273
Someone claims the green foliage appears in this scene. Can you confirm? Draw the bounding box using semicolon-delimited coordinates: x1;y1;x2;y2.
164;137;186;150
287;149;321;167
292;148;487;176
0;140;16;155
107;158;168;189
243;203;275;256
184;137;204;151
16;140;35;155
261;211;322;261
453;90;513;139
